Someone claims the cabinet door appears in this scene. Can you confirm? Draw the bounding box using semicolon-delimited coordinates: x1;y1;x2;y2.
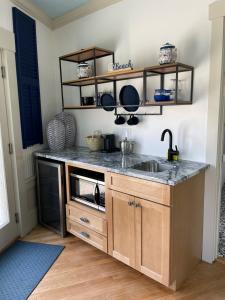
107;190;136;268
135;198;171;286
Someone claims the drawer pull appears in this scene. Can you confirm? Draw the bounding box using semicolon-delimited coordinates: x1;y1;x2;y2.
80;231;90;239
80;217;90;223
128;201;135;206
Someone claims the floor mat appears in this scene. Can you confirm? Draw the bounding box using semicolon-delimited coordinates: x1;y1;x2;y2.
0;240;64;300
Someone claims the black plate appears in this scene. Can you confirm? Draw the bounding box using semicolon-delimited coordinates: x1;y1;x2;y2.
119;85;140;112
100;93;115;111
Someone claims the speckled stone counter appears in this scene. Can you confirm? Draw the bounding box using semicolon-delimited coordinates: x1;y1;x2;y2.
34;147;208;186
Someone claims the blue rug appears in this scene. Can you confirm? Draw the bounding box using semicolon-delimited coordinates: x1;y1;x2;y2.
0;240;64;300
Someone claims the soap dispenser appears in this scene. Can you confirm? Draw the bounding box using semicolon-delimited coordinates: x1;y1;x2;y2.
172;145;179;161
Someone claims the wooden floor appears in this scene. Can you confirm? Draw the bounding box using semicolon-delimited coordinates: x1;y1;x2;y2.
23;226;225;300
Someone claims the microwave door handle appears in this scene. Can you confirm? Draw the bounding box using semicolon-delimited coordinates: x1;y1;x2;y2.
93;183;97;204
93;183;100;205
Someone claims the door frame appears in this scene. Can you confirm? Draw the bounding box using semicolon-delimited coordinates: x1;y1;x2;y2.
0;31;19;249
0;50;19;249
0;27;22;239
204;0;225;263
0;25;40;238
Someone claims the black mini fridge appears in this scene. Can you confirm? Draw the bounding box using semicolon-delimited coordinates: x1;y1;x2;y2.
36;158;66;237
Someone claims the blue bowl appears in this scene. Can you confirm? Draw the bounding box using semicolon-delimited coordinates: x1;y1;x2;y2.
154;94;171;102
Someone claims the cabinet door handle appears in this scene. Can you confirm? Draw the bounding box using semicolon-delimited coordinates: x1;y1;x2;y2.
80;217;89;223
80;232;90;238
135;203;141;208
128;201;134;206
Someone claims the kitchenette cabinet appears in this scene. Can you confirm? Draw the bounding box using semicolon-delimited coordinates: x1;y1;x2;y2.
105;171;205;290
106;189;170;285
64;162;205;290
107;190;136;268
35;148;207;291
135;196;170;285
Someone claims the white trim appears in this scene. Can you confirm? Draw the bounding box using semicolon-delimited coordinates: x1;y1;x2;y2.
10;0;122;29
10;0;53;29
52;0;122;29
203;16;225;262
0;33;19;246
0;27;15;52
209;0;225;20
0;26;38;236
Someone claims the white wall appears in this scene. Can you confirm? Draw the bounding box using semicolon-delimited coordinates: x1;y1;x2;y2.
0;0;57;236
54;0;211;162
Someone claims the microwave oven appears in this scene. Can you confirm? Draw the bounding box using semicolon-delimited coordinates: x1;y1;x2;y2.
70;170;105;212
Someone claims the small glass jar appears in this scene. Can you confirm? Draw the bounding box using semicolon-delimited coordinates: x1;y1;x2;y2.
159;43;177;65
77;62;93;78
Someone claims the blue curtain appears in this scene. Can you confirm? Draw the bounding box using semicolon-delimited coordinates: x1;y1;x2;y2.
13;7;43;149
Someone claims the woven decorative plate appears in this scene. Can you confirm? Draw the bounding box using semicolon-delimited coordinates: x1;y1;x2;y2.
47;119;66;151
55;112;76;148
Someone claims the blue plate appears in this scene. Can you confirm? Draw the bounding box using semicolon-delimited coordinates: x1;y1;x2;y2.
120;85;140;112
100;93;115;111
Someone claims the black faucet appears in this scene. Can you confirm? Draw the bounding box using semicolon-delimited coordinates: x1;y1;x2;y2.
161;129;179;161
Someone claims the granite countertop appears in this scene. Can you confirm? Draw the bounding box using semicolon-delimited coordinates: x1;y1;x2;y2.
34;147;208;186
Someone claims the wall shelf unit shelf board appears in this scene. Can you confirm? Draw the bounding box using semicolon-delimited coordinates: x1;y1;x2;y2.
59;47;114;63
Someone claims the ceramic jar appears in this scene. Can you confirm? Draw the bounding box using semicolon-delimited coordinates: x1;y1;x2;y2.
159;43;177;65
77;62;93;78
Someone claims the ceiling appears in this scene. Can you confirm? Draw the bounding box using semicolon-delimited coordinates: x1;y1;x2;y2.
11;0;122;29
30;0;89;18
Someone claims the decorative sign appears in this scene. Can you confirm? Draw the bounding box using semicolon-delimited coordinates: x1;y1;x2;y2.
108;60;133;73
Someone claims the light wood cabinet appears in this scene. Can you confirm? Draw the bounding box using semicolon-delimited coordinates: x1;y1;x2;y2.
106;171;205;290
135;197;171;286
107;190;136;268
107;190;171;286
65;163;205;291
67;219;107;253
106;172;171;205
66;201;107;236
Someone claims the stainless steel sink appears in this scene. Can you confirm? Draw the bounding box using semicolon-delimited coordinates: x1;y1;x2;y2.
131;160;173;173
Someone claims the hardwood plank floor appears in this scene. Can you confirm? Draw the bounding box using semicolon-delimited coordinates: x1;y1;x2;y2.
23;226;225;300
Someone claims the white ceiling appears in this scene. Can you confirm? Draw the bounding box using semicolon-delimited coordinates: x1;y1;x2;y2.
30;0;89;18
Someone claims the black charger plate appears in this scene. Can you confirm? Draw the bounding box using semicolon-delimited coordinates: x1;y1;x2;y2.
100;93;115;111
119;85;140;112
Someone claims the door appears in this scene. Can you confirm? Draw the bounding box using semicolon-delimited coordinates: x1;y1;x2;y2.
107;190;136;267
0;51;19;251
135;197;171;286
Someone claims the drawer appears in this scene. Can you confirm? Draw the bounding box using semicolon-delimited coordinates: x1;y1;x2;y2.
67;219;107;253
106;172;171;206
66;203;107;236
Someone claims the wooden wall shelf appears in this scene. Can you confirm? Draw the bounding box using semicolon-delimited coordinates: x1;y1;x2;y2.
64;105;98;110
145;63;194;74
62;69;145;86
62;77;109;87
59;47;194;115
60;46;114;63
